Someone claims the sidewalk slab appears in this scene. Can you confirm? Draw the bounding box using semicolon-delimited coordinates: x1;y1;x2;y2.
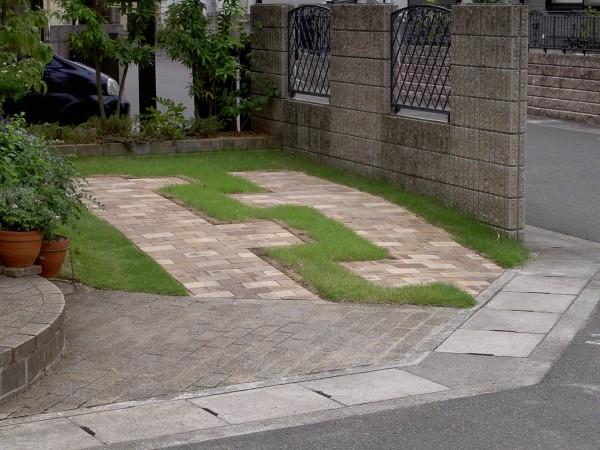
300;369;447;406
188;384;340;425
487;292;576;313
462;309;561;334
0;418;99;450
70;400;226;445
436;329;545;357
519;262;600;278
502;275;588;295
404;353;530;388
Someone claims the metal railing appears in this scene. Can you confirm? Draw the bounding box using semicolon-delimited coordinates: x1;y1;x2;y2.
288;6;331;98
391;6;452;118
529;10;600;54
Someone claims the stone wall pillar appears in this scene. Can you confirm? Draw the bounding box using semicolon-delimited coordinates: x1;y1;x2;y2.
250;5;293;136
450;5;528;238
322;5;393;172
330;5;392;114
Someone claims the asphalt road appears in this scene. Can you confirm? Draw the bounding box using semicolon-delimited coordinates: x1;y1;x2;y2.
526;118;600;243
171;300;600;450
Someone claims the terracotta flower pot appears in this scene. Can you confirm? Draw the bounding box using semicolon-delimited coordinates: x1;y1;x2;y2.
0;230;43;268
35;235;70;279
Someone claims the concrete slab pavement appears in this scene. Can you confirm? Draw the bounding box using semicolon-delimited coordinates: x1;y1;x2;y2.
187;384;340;424
0;226;598;449
299;369;448;405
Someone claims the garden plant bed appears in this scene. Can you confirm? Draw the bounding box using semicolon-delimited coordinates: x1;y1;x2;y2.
54;135;282;157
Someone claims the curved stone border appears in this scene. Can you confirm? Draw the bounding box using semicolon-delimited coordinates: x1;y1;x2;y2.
53;135;282;157
0;276;65;404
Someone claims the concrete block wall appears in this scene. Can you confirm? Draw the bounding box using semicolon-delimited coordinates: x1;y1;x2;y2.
251;4;527;238
528;52;600;126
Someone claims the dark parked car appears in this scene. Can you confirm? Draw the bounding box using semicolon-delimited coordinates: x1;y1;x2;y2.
4;54;129;125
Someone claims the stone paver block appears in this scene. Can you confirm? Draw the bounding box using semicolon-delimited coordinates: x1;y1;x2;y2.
436;329;545;357
300;369;447;406
0;334;35;360
189;384;340;424
70;400;226;444
0;346;12;366
0;418;99;450
462;309;561;334
488;292;576;313
503;275;587;295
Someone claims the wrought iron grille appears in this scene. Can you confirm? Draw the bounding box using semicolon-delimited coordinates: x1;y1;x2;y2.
288;6;331;98
529;10;600;54
391;6;451;117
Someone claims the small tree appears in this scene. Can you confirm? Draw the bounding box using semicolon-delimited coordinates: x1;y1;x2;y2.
112;0;156;116
0;0;53;115
57;0;156;120
158;0;275;128
58;0;112;119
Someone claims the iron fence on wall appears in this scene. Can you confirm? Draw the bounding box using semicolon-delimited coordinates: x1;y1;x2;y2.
529;10;600;54
391;6;452;118
288;5;331;98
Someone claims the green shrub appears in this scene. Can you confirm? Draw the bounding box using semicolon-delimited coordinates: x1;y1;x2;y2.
59;124;98;144
86;115;132;141
138;97;188;140
0;114;99;239
188;116;225;137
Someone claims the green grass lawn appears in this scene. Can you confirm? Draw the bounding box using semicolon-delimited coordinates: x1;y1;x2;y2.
67;149;529;307
59;211;187;296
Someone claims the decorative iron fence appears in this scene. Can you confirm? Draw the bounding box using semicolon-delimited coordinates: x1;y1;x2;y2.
288;6;331;98
391;6;452;118
529;10;600;54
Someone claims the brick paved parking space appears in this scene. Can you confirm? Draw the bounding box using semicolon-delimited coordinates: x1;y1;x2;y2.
89;172;502;300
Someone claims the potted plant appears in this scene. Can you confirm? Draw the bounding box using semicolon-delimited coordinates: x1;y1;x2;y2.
0;186;55;268
0;115;98;275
